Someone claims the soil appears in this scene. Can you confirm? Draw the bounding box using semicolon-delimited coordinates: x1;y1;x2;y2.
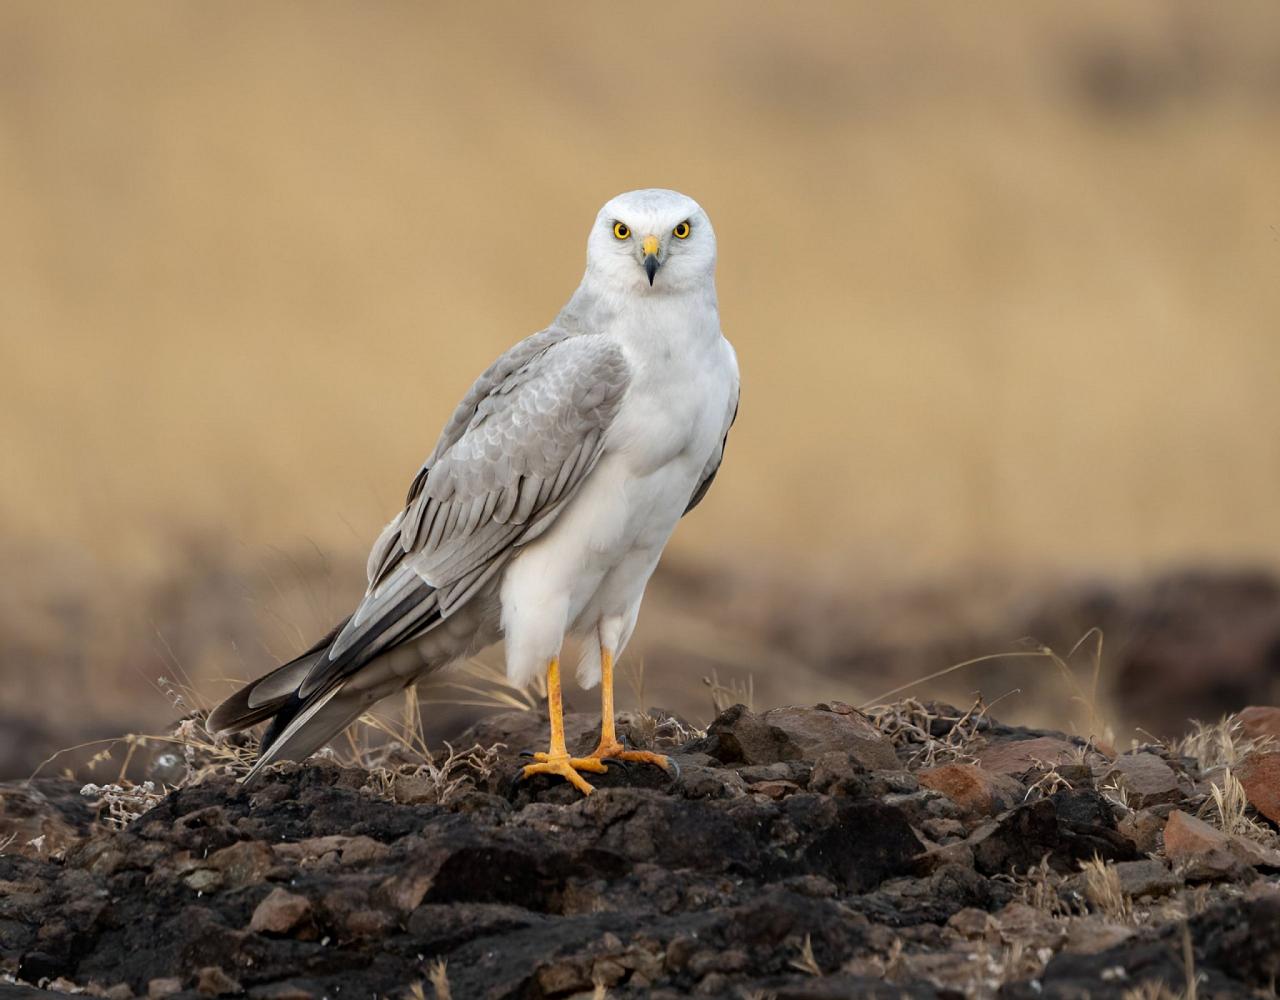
2;703;1279;999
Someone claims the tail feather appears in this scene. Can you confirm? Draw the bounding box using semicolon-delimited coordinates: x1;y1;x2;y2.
243;684;374;783
205;617;349;736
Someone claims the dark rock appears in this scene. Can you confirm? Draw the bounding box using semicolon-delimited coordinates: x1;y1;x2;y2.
1101;752;1186;808
3;705;1276;1000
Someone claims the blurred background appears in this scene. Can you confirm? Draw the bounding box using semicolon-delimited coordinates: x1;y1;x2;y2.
3;2;1279;776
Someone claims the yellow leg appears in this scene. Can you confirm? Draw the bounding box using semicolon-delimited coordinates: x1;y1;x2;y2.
520;657;605;796
584;647;674;773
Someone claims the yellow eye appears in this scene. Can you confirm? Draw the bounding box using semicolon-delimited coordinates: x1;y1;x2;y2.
612;222;630;240
673;221;691;239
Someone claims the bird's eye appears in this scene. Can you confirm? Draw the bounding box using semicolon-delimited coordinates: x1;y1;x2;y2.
673;221;691;239
612;222;630;240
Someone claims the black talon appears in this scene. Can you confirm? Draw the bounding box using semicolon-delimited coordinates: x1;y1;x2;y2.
519;750;537;758
666;756;682;781
601;757;631;771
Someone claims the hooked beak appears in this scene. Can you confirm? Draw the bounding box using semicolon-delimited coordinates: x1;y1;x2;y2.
642;234;660;285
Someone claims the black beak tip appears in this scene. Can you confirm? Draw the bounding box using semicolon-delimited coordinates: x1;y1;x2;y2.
644;256;659;286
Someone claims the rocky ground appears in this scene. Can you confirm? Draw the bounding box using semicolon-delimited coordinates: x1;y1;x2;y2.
3;702;1280;999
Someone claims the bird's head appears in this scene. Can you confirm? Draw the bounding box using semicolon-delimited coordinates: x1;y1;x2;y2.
585;189;716;295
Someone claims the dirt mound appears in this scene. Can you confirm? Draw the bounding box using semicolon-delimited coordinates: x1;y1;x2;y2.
3;703;1279;998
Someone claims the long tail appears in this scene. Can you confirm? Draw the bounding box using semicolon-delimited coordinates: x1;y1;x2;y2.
206;618;378;782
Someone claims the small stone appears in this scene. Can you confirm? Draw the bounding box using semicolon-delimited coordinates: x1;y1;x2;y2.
1161;810;1280;879
1238;706;1280;742
535;960;591;994
336;835;389;865
917;763;1020;816
148;979;183;999
378;871;434;913
763;705;900;770
748;779;799;799
1102;753;1184;808
392;772;446;804
1063;922;1134;954
207;840;274;888
1163;809;1236;876
183;868;223;893
978;737;1080;776
105;986;134;1000
1238;751;1280;824
1118;809;1165;855
196;966;242;996
343;908;395;937
809;751;870;796
947;907;992;938
995;901;1066;951
1110;858;1181;898
665;934;698;972
591;958;626;987
249;887;311;935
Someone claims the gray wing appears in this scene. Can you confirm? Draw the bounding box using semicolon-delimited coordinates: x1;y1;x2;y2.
297;331;630;698
684;390;739;515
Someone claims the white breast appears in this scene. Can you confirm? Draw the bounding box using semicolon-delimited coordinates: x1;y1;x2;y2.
498;301;737;689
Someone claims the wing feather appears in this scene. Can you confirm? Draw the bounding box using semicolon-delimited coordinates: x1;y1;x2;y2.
300;332;631;700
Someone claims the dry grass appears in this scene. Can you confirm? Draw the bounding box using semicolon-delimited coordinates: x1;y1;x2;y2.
995;855;1072;918
426;959;451;1000
788;934;823;978
1079;856;1133;923
1178;716;1274;772
865;696;988;768
1200;768;1278;848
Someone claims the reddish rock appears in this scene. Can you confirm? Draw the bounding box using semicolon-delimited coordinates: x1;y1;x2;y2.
917;763;1019;815
1238;706;1280;743
1163;810;1280;879
747;779;800;800
248;888;312;935
1163;810;1239;877
977;737;1080;776
1237;751;1280;824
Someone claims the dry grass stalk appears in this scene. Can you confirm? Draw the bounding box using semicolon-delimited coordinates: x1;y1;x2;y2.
865;697;987;768
1178;715;1274;772
788;934;822;977
79;780;166;828
703;668;754;716
861;630;1113;746
1023;766;1074;802
1199;768;1278;847
363;742;503;805
1080;855;1132;922
427;959;451;1000
994;855;1072;918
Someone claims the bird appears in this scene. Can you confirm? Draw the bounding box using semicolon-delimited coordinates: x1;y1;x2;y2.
207;188;739;795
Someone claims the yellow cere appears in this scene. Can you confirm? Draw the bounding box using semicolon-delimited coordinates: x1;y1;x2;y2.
612;222;630;240
641;235;660;256
673;221;691;239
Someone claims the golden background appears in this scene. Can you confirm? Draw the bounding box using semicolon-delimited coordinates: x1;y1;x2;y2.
2;3;1278;766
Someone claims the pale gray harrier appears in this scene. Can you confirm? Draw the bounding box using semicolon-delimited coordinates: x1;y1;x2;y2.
209;188;740;795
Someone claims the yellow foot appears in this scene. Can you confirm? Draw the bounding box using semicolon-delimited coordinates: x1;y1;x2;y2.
586;742;677;774
520;753;606;796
